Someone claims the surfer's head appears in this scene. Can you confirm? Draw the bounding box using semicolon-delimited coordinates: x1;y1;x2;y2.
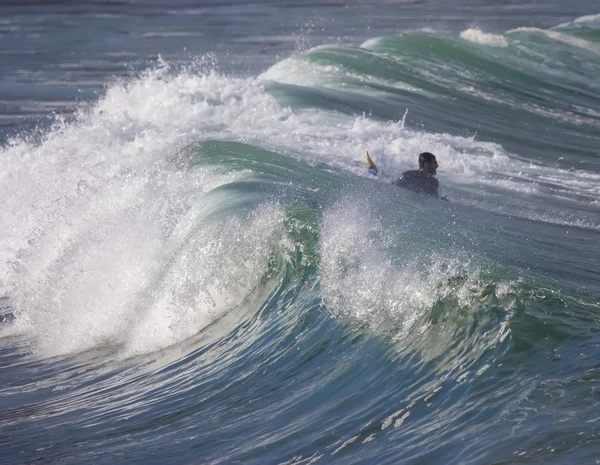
418;152;438;175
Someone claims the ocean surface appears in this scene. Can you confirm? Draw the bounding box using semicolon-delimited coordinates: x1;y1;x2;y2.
1;1;599;464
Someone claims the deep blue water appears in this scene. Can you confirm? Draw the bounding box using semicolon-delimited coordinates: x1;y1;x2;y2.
1;1;600;464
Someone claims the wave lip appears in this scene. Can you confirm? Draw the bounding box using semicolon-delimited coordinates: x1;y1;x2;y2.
557;12;600;28
459;28;509;47
508;26;600;53
573;13;600;24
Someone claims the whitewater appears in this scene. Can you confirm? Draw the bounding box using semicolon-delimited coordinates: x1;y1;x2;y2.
1;2;599;464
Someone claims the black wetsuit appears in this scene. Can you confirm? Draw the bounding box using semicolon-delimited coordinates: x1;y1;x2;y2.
392;170;439;197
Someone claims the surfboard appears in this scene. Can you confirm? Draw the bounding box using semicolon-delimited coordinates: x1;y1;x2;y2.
366;151;378;176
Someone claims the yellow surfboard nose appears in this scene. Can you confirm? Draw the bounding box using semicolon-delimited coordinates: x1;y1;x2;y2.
366;151;378;175
366;151;374;168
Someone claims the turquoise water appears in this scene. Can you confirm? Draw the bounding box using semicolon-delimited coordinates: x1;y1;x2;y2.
1;2;599;464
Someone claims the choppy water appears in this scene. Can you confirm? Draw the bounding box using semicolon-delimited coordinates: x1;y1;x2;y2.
1;2;599;464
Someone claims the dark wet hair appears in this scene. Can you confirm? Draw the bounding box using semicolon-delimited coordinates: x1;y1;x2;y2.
418;152;436;168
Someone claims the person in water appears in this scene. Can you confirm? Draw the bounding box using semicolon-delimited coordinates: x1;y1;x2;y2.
366;151;444;199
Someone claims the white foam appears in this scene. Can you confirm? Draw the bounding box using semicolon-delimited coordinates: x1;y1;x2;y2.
1;63;288;356
508;27;600;54
318;200;484;339
459;28;509;47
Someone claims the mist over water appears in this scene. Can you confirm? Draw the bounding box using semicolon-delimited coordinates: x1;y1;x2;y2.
1;2;600;464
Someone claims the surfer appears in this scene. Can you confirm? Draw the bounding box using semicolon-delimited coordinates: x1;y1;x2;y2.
366;151;446;199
